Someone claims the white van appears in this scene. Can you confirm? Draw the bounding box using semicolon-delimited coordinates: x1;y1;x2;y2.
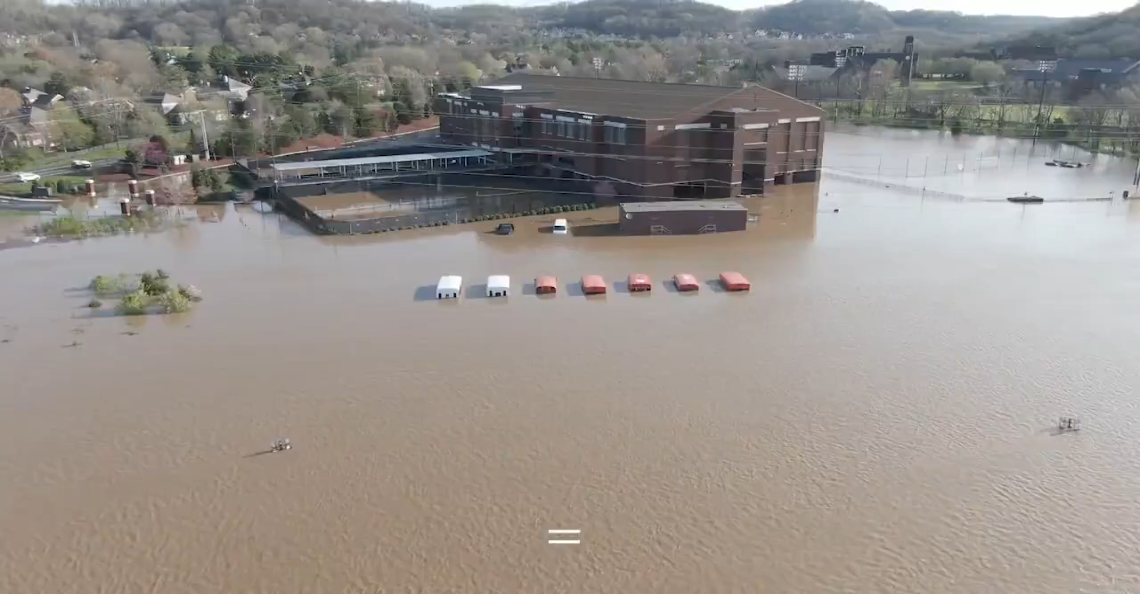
552;218;569;235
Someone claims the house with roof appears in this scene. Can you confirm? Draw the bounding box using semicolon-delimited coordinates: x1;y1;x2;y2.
219;76;252;108
0;120;45;151
437;72;825;199
20;87;63;111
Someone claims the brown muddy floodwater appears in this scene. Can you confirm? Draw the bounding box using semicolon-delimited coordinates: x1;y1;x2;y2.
3;127;1140;594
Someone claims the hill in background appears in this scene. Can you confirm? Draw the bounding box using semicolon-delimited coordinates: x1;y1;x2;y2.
996;3;1140;59
525;0;1066;39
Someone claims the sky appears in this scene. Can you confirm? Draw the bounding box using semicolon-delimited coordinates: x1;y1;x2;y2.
424;0;1137;18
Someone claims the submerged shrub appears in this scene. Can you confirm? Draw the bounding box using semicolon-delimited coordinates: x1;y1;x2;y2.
87;298;102;308
117;290;149;316
89;275;123;294
139;272;170;296
157;290;191;314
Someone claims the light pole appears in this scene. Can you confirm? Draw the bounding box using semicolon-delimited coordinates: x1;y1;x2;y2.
1031;60;1057;147
788;64;806;99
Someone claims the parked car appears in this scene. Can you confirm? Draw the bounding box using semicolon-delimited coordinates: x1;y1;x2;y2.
495;223;515;236
552;218;569;235
71;159;93;170
15;172;41;183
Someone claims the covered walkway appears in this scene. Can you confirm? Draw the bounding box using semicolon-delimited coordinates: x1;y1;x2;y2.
270;149;495;183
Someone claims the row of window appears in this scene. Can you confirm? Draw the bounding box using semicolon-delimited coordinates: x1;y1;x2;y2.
540;119;627;145
541;119;588;141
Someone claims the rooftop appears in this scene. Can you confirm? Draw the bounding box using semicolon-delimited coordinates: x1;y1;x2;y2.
487;72;751;120
270;149;492;172
621;200;748;213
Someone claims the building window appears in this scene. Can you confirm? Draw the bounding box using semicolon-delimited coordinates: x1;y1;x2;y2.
604;126;626;145
477;115;494;140
578;123;589;141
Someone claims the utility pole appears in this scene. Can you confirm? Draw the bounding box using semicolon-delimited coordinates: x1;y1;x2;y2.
1133;153;1140;195
1031;60;1056;148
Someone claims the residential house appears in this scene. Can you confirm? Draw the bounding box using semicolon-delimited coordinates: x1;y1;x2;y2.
21;87;63;111
0;120;45;151
437;73;825;199
219;76;252;112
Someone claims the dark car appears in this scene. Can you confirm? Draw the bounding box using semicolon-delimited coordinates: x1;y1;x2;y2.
496;223;515;235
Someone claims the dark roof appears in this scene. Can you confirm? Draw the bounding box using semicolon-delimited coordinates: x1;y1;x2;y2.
1012;59;1140;81
621;200;747;213
488;72;748;120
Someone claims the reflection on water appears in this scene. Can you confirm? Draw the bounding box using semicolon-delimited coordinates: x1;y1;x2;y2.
2;128;1140;594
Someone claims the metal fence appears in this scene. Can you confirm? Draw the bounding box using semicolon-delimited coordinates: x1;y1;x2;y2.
278;187;594;235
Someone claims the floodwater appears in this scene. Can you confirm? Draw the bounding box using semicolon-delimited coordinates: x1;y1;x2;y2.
3;126;1140;594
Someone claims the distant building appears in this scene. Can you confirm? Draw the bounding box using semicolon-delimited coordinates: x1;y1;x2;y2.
618;200;749;235
771;62;841;84
810;36;918;85
1010;59;1140;97
955;45;1058;63
437;72;826;199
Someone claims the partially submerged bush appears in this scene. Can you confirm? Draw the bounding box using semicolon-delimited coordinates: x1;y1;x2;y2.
117;290;149;315
178;284;203;302
87;298;102;308
157;290;191;314
89;274;133;294
139;271;170;296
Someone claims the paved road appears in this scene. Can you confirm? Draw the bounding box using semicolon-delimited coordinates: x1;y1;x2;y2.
0;158;121;184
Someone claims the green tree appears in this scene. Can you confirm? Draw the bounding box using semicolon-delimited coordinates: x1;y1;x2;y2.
208;45;241;79
212;120;258;157
50;107;95;151
354;107;380;137
393;102;413;125
285;106;318;138
44;71;70;98
123;149;142;177
969;61;1006;86
187;128;200;156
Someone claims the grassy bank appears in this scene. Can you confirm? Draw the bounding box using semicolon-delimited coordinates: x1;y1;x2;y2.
0;175;93;198
30;212;165;238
